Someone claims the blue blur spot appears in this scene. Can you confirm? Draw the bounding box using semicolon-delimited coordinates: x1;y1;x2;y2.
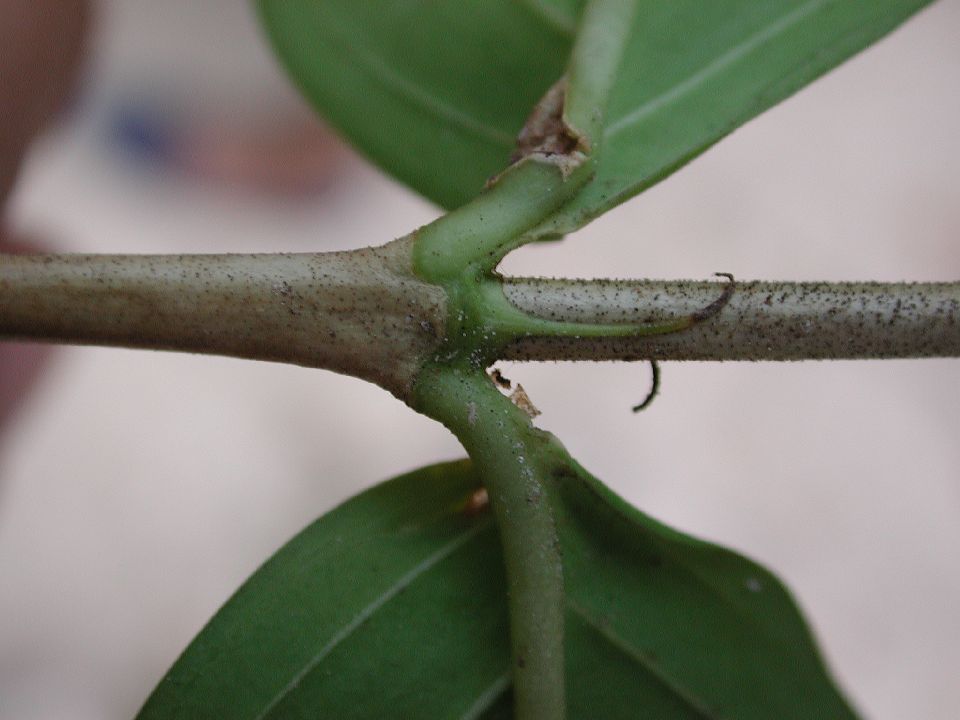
110;106;180;164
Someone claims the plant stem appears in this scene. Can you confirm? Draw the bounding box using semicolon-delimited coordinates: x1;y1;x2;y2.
3;251;956;371
413;0;636;720
414;366;567;720
411;4;640;716
412;160;589;281
500;277;960;360
0;236;446;400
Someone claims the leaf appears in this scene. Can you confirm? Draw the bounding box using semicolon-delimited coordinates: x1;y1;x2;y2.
538;0;936;236
137;461;857;719
256;1;572;210
554;463;859;719
136;462;512;720
257;0;932;228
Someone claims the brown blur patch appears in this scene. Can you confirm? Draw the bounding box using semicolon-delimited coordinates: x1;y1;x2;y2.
0;0;90;200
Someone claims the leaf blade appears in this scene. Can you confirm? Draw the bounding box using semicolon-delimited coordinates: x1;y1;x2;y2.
256;1;572;209
258;0;932;225
137;462;511;720
138;460;858;719
554;462;859;718
539;0;935;234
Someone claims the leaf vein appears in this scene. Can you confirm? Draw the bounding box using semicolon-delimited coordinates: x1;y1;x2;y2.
605;0;831;139
567;599;720;719
515;0;578;36
323;13;515;148
253;518;493;720
457;671;511;720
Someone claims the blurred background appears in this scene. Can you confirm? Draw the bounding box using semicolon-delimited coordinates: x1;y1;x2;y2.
1;0;958;718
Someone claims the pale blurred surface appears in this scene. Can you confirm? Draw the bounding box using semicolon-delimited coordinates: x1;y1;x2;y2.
1;1;959;718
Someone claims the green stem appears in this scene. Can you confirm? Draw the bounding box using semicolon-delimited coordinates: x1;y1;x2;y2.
412;0;638;283
409;3;642;718
413;366;567;719
412;159;587;282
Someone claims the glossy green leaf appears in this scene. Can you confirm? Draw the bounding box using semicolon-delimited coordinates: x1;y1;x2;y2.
138;460;857;719
257;0;932;229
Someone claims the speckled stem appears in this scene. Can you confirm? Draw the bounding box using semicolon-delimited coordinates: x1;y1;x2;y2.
500;277;960;361
412;3;640;714
414;366;567;720
0;236;446;401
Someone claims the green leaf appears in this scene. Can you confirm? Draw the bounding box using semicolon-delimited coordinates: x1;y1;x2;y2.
539;0;935;236
257;0;932;228
136;462;512;720
138;461;857;719
555;463;859;719
256;1;572;210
